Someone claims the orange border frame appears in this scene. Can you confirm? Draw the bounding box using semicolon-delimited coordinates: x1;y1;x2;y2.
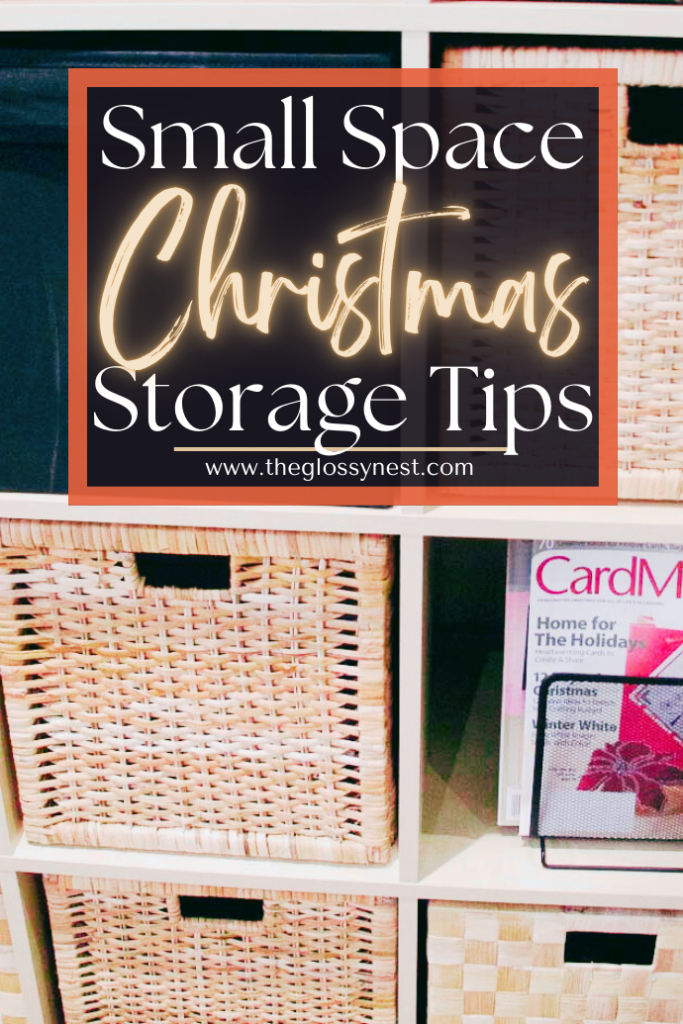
68;67;618;505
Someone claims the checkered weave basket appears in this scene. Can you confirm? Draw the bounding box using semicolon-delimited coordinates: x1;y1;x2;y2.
44;875;397;1024
427;901;683;1024
0;887;26;1024
443;46;683;501
0;519;394;863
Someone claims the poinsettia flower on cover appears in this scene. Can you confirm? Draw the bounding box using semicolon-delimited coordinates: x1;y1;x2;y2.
578;741;683;813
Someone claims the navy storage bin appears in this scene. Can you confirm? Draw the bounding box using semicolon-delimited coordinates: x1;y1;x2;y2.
0;34;397;494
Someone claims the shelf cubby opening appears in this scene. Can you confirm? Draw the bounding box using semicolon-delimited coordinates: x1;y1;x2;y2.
421;537;508;879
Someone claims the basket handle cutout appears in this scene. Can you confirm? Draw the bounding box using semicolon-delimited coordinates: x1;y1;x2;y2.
564;931;655;966
134;552;230;590
627;86;683;145
178;895;264;923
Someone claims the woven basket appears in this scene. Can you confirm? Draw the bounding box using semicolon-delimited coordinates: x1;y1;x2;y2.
427;900;683;1024
0;886;26;1024
443;46;683;501
0;519;394;863
44;875;397;1024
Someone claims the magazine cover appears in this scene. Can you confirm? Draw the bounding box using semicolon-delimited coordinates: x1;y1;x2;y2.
518;541;683;839
497;539;532;826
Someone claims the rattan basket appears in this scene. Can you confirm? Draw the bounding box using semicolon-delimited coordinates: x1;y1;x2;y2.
44;875;397;1024
427;900;683;1024
0;519;394;863
443;46;683;501
0;886;27;1024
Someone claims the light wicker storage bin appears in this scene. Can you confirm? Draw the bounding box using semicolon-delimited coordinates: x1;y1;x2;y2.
0;885;27;1024
427;900;683;1024
0;519;394;863
443;46;683;502
44;875;397;1024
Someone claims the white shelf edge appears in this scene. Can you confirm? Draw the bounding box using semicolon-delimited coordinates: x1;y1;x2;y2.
0;1;681;35
424;503;683;542
2;493;683;543
1;836;402;897
0;493;408;535
11;831;683;909
0;3;423;32
420;832;683;909
429;1;683;37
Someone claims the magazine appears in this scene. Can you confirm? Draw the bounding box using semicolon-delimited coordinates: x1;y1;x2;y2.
518;541;683;840
497;540;532;826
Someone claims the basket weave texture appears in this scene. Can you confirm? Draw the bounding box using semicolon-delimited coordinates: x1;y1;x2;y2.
428;901;683;1024
443;46;683;501
44;875;397;1024
0;887;27;1024
0;520;394;863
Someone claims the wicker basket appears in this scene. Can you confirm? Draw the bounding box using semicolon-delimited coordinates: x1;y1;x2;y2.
443;46;683;501
0;886;27;1024
427;900;683;1024
0;519;394;863
44;875;397;1024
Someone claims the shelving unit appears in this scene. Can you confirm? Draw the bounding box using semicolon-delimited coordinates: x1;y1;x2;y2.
0;3;681;1024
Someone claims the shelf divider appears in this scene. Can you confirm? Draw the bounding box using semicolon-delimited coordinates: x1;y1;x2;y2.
402;30;430;69
399;535;428;884
398;895;420;1024
1;872;59;1024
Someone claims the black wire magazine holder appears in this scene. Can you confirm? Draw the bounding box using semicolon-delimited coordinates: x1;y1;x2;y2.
530;672;683;872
